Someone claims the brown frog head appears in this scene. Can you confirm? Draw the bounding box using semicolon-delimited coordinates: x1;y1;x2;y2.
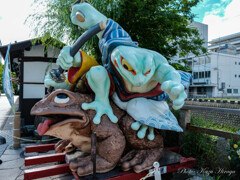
31;89;92;152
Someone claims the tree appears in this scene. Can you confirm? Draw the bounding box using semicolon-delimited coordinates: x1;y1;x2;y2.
26;0;207;66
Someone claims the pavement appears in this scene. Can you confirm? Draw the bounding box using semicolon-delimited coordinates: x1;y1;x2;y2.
0;94;74;180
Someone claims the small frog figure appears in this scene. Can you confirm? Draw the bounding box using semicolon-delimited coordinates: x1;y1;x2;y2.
45;1;190;140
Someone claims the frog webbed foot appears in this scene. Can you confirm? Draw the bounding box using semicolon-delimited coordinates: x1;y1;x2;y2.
120;147;163;173
69;155;116;176
82;100;118;124
131;121;155;140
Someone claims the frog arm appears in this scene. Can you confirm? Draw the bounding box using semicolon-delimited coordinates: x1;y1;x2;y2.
56;46;82;70
81;66;118;124
153;54;187;110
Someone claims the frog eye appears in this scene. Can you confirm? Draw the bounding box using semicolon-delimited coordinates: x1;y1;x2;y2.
54;93;70;104
144;70;151;76
121;57;136;75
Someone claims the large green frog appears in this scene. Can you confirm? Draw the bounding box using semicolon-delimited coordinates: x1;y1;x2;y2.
45;2;188;141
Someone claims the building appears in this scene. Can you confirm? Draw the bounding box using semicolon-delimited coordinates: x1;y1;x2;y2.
189;52;240;98
208;32;240;55
172;21;208;62
172;22;240;98
0;38;64;125
189;32;240;98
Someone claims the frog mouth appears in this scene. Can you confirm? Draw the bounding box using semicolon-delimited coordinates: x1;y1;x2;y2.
37;114;86;136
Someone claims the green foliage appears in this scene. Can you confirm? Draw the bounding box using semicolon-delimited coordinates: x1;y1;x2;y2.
182;116;221;170
228;140;240;175
26;0;207;64
0;64;19;94
170;61;192;72
11;72;19;95
183;131;219;170
191;115;239;133
178;113;239;174
0;63;4;91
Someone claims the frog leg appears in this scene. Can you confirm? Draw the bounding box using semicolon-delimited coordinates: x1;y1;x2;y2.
120;115;164;173
69;116;126;176
82;66;118;124
121;147;164;173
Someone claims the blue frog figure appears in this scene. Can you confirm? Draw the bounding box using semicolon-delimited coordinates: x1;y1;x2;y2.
45;1;192;141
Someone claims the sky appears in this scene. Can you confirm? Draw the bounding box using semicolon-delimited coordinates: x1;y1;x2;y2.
0;0;240;46
192;0;240;41
0;0;34;46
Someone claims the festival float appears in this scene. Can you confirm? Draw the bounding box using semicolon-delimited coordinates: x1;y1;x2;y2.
24;1;195;179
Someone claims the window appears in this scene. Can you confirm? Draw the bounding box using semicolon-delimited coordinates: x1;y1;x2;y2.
235;74;237;78
234;89;238;94
239;62;240;65
239;75;240;78
235;62;237;65
194;72;198;79
199;72;204;78
227;89;232;93
205;71;211;78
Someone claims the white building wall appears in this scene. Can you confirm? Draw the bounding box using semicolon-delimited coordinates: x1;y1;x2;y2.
23;62;58;83
172;21;208;61
192;52;240;97
191;21;208;49
48;47;61;58
23;45;59;99
24;45;45;57
217;53;240;97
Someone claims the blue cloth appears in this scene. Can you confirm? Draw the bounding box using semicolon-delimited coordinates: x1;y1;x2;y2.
177;70;193;89
99;19;192;102
99;19;138;67
3;44;15;114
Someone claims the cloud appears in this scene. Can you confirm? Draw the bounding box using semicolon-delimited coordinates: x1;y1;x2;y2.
192;0;232;22
203;0;240;41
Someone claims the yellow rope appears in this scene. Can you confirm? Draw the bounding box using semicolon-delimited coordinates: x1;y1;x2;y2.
0;130;58;142
140;170;155;180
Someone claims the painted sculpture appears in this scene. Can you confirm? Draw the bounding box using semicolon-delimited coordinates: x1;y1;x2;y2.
32;1;192;177
31;89;164;175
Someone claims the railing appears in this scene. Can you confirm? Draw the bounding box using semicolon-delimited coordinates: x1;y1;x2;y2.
188;92;240;99
178;105;240;145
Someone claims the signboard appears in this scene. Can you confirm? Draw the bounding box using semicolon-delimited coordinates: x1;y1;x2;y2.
3;44;15;114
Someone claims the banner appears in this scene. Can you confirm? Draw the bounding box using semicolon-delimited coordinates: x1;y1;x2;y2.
3;43;15;114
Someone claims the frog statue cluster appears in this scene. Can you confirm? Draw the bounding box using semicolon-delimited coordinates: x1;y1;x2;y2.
31;1;192;177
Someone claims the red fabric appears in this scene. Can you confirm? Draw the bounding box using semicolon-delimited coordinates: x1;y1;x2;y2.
68;67;80;84
67;51;83;84
116;83;163;101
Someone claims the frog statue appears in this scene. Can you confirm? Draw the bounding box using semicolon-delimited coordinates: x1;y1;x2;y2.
38;0;192;177
31;89;164;176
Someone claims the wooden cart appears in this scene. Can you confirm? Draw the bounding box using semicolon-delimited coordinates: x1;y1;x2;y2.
24;144;196;180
